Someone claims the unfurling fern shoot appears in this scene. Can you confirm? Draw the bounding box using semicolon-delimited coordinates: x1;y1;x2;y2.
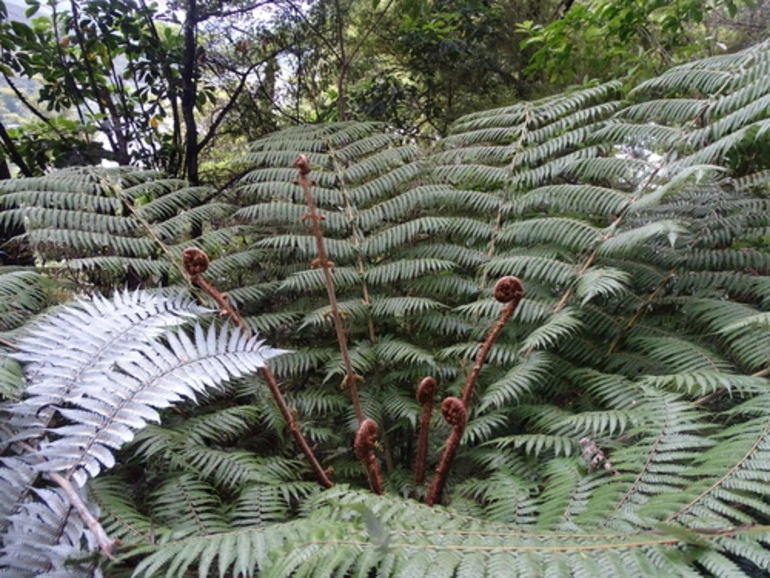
182;245;333;488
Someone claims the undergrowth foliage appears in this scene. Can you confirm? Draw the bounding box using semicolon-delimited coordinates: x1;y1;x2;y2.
1;40;770;576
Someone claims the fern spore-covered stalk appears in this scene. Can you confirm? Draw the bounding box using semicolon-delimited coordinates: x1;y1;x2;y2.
414;376;436;486
294;154;367;426
182;246;333;489
354;419;384;494
426;397;466;506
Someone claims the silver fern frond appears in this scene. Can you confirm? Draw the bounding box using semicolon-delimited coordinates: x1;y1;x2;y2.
0;289;289;576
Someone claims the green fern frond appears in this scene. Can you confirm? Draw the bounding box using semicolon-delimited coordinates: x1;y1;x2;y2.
235;201;349;233
498;218;603;252
553;410;633;437
519;308;585;352
482;255;576;288
299;299;370;330
616;98;707;124
432;164;511;189
575;266;630;305
598;220;687;257
627;334;735;374
592;122;687;150
405;243;488;270
228;483;295;527
360;216;450;256
631;68;736;98
89;477;156;546
477;351;552;412
280;266;361;293
369;296;446;318
515;126;595;167
347;161;424;203
151;473;230;537
0;356;25;400
566;156;655;187
642;371;769;398
0;268;49;333
511;184;630;218
0;206;137;235
133;485;767;578
237;180;345;206
256;234;356;261
509;145;606;190
677;122;770;168
364;258;455;286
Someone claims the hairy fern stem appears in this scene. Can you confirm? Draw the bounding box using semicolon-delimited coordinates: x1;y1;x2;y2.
427;277;523;505
182;247;333;488
295;155;366;425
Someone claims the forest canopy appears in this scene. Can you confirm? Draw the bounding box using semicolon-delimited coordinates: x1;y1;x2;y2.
0;0;769;180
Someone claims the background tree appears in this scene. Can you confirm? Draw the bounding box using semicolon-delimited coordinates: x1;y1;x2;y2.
1;0;769;178
519;0;769;89
0;0;287;182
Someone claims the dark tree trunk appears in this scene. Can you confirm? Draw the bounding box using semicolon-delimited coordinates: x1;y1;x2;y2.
182;0;200;185
0;121;32;177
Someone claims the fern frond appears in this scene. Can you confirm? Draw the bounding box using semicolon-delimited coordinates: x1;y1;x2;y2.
616;98;707;124
29;322;286;486
482;255;576;288
511;184;630;218
519;308;585;352
498;218;603;252
0;290;290;576
0;268;49;333
477;351;552;412
598;220;688;257
575;266;630;305
364;258;455;286
133;485;767;578
151;473;230;537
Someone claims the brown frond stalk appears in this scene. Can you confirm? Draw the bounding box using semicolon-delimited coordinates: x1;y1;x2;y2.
48;471;119;559
414;376;436;486
461;276;524;406
354;419;384;494
294;154;366;425
426;277;523;506
426;397;467;506
182;246;333;489
17;437;118;560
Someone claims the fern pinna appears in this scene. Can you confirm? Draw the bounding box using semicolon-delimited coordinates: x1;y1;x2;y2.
1;40;770;577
